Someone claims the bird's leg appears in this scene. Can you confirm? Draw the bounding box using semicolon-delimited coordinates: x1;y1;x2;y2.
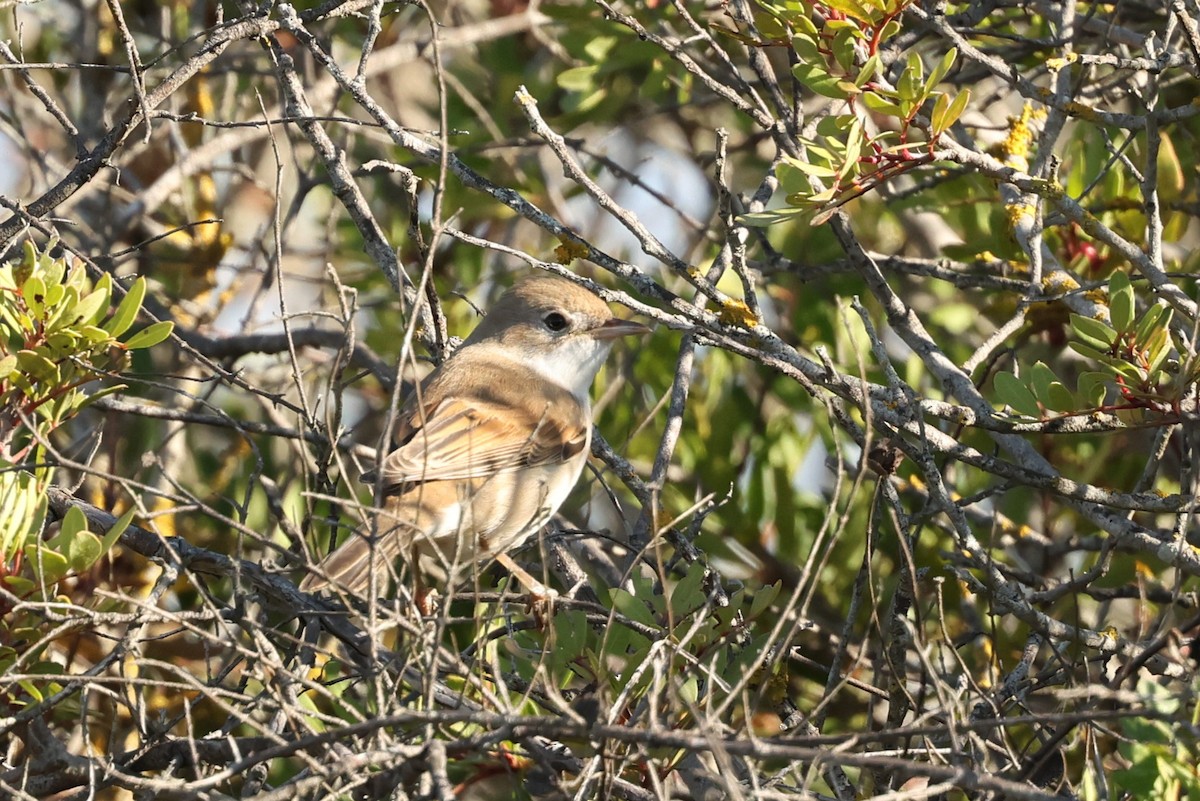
410;546;437;617
495;552;558;623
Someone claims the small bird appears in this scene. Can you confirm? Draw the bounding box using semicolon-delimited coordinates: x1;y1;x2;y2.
300;273;649;607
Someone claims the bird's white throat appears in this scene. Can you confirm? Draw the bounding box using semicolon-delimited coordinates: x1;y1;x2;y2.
501;336;612;404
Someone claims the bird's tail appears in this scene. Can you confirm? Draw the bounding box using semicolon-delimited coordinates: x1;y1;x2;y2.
299;529;406;596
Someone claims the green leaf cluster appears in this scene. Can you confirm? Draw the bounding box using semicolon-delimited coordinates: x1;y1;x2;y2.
0;241;171;579
992;271;1188;419
0;502;135;711
10;505;134;595
1103;679;1200;799
555;34;682;115
0;242;173;455
741;1;968;226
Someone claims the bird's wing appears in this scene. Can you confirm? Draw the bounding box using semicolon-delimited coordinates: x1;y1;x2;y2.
371;393;588;490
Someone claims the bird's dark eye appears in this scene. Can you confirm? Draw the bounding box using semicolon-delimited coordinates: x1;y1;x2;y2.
544;311;569;332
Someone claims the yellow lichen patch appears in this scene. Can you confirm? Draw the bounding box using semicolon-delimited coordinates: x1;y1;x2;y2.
152;495;177;539
999;103;1045;172
553;238;589;264
1042;273;1080;294
717;298;759;328
1004;202;1036;228
1045;53;1078;72
1063;101;1099;121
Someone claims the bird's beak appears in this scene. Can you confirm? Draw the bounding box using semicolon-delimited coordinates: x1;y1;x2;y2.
592;318;652;340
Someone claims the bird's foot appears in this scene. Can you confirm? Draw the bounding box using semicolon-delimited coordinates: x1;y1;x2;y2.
496;552;557;627
527;586;558;629
415;586;440;618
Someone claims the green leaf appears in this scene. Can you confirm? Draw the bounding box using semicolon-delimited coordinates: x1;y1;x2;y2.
76;383;128;415
16;349;59;382
897;51;924;103
66;530;103;573
45;331;79;357
878;18;901;42
1144;327;1171;376
839;119;864;180
940;89;970;133
41;249;64;286
557;66;598;92
1094;352;1145;383
791;33;822;63
779;157;837;179
123;321;173;350
0;355;15;379
1028;361;1058;406
793;63;851;99
1077;372;1110;407
18;680;44;702
791;11;819;37
802;141;836;162
86;274;113;325
930;92;951;137
824;18;861;33
0;472;34;559
823;0;872;23
749;580;781;619
550;609;589;674
42;284;77;333
738;208;807;227
1069;340;1108;363
43;281;65;308
104;277;146;338
60;505;88;542
1133;303;1169;348
814;115;855;137
1070;314;1118;350
994;371;1041;417
582;35;617;61
669;562;707;620
8;369;33;397
17;661;65;703
609;587;658;629
854;54;880;87
927;47;957;88
78;325;113;344
22;274;46;319
23;544;71;584
563;86;607;114
73;285;109;328
1108;270;1135;333
862;91;903;116
782;154;840;177
3;575;34;596
831;27;856;73
1045;382;1076;413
